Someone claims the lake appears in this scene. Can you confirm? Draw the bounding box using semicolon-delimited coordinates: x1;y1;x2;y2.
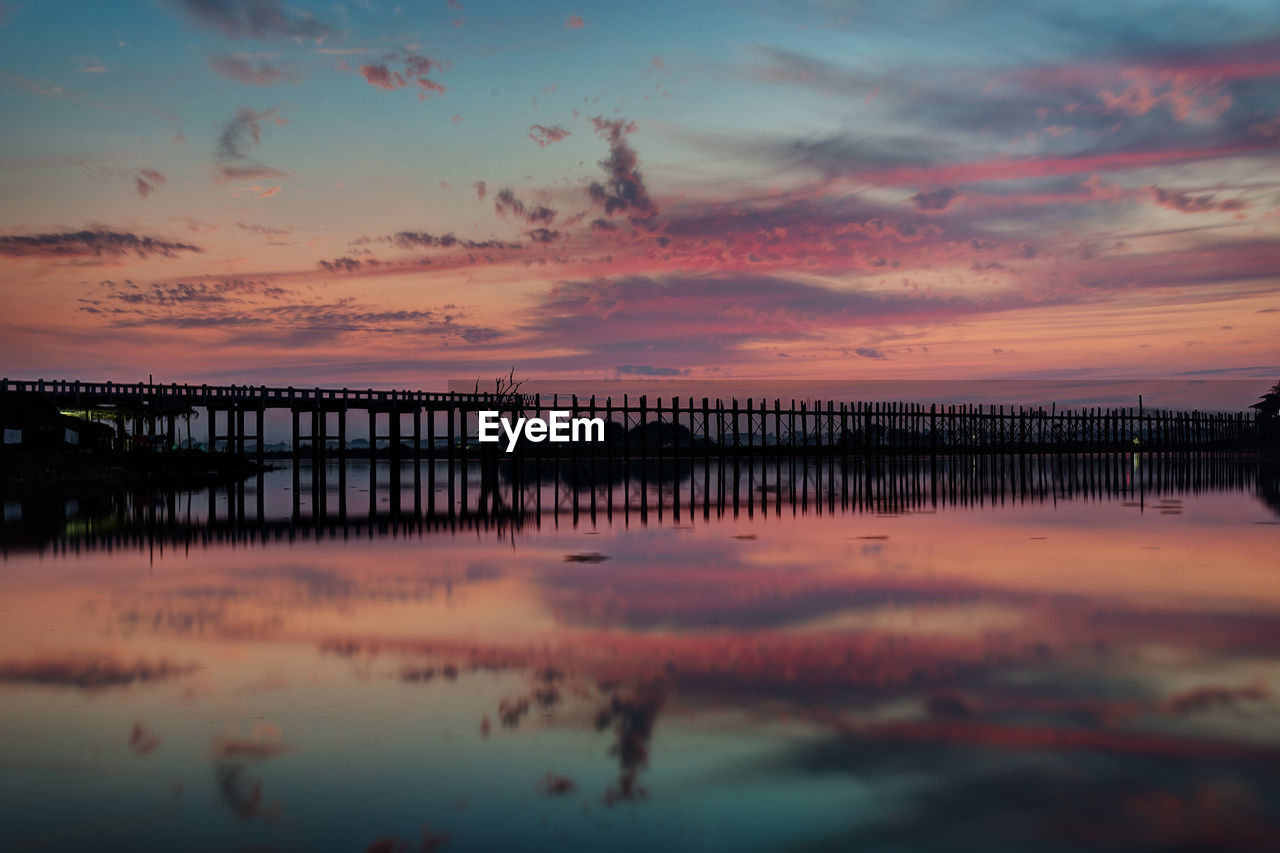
2;454;1278;851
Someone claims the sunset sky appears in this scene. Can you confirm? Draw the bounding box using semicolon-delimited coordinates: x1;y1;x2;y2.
0;0;1277;391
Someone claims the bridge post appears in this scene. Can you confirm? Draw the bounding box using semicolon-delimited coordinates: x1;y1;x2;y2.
369;410;377;466
446;396;456;507
425;405;435;462
731;398;739;458
338;406;347;468
447;396;456;459
390;403;401;465
315;402;326;469
455;404;465;512
412;404;422;517
256;408;264;467
639;395;647;459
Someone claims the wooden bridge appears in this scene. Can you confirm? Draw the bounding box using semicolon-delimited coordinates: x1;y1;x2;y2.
0;376;1267;462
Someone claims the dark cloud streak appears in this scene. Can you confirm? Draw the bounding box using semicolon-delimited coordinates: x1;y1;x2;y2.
168;0;335;42
0;230;202;260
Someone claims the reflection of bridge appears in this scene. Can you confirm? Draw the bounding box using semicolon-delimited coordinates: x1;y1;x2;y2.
1;378;1266;463
4;453;1273;556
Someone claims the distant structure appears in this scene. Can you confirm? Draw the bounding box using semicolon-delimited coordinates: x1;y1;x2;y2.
1;391;114;453
0;377;1269;465
1251;381;1280;419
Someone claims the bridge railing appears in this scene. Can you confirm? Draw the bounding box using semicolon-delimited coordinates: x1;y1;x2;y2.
1;378;538;407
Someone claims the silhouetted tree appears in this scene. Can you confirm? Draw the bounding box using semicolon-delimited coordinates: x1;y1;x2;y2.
474;367;529;509
474;366;526;406
1252;380;1280;419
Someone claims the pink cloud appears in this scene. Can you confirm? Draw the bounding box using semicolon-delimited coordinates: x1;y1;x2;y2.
861;143;1270;187
1148;186;1247;214
136;167;166;198
528;123;570;147
359;64;400;90
910;188;960;212
1098;68;1233;122
355;51;446;98
210;54;296;86
566;14;584;29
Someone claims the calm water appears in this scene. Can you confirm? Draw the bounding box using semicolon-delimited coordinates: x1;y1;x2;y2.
2;455;1278;852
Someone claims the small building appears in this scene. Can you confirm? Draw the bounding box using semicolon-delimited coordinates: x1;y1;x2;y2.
0;392;114;452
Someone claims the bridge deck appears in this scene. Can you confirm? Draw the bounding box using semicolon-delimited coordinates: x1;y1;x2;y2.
1;377;532;410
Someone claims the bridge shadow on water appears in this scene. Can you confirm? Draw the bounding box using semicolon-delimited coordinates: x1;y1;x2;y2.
3;452;1277;555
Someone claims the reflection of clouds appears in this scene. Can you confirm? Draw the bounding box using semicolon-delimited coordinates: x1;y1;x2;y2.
826;717;1280;763
363;825;451;852
536;772;577;796
748;726;1280;850
313;595;1280;818
541;558;1010;631
127;721;160;756
117;603;227;635
16;493;1273;847
214;762;269;820
211;722;289;822
1163;684;1268;715
596;681;665;805
234;670;290;694
0;653;197;689
498;696;531;728
105;556;510;648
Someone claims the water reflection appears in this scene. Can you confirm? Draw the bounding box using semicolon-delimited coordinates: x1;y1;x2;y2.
0;454;1278;851
3;453;1275;555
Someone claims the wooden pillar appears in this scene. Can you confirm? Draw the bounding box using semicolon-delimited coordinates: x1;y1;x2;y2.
639;396;647;459
413;408;422;462
338;408;347;467
457;407;467;515
730;398;739;458
390;408;401;469
315;405;326;467
774;399;783;460
291;409;300;518
703;397;712;467
425;405;435;461
447;400;456;458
